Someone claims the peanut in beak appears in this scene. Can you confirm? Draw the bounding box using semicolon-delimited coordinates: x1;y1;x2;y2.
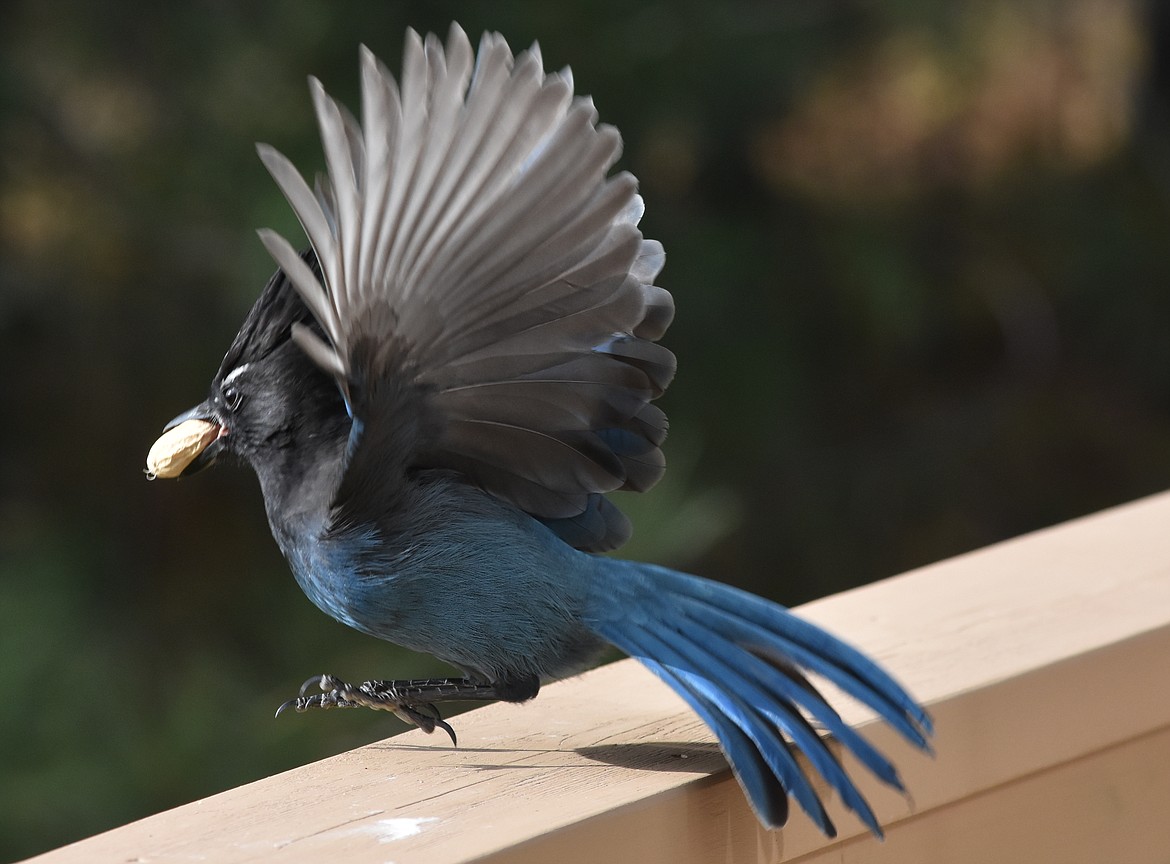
145;419;220;479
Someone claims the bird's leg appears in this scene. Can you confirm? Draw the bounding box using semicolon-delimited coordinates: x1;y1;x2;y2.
274;674;506;745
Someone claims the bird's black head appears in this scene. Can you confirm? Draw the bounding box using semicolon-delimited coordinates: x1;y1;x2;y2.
147;252;347;486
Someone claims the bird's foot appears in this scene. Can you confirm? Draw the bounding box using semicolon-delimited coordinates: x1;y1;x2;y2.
275;674;501;746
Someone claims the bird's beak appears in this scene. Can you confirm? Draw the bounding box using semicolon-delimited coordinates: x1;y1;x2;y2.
145;402;227;479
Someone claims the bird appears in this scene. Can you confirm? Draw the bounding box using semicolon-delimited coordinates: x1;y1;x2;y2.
146;23;931;838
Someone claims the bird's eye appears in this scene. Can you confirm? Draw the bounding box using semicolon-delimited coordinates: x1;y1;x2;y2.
221;384;243;412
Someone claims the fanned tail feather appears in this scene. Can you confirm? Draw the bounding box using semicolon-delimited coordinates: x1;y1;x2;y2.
588;560;932;836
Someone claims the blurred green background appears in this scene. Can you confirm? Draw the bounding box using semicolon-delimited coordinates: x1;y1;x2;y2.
2;0;1169;858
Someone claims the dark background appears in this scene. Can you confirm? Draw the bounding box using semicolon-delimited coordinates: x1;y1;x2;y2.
3;1;1169;859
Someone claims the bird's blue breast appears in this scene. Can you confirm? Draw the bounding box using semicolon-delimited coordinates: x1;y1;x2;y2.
271;493;608;682
280;526;389;634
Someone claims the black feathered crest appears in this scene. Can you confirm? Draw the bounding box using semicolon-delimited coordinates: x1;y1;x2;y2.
255;23;675;551
215;251;323;384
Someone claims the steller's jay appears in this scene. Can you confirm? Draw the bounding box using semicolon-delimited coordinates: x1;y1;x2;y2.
147;24;931;837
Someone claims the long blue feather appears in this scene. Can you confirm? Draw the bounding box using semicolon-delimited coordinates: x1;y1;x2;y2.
680;609;904;791
584;558;932;834
636;654;791;828
628;563;933;744
599;622;826;832
645;613;883;834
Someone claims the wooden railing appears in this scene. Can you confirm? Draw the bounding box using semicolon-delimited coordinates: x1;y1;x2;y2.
28;492;1170;863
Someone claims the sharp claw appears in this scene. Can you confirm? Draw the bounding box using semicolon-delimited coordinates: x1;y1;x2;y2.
278;677;341;716
435;717;458;747
397;702;458;746
298;675;327;697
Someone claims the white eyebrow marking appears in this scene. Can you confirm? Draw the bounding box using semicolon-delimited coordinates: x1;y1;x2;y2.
223;363;250;385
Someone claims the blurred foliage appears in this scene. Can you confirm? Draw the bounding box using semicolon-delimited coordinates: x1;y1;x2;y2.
2;0;1170;859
